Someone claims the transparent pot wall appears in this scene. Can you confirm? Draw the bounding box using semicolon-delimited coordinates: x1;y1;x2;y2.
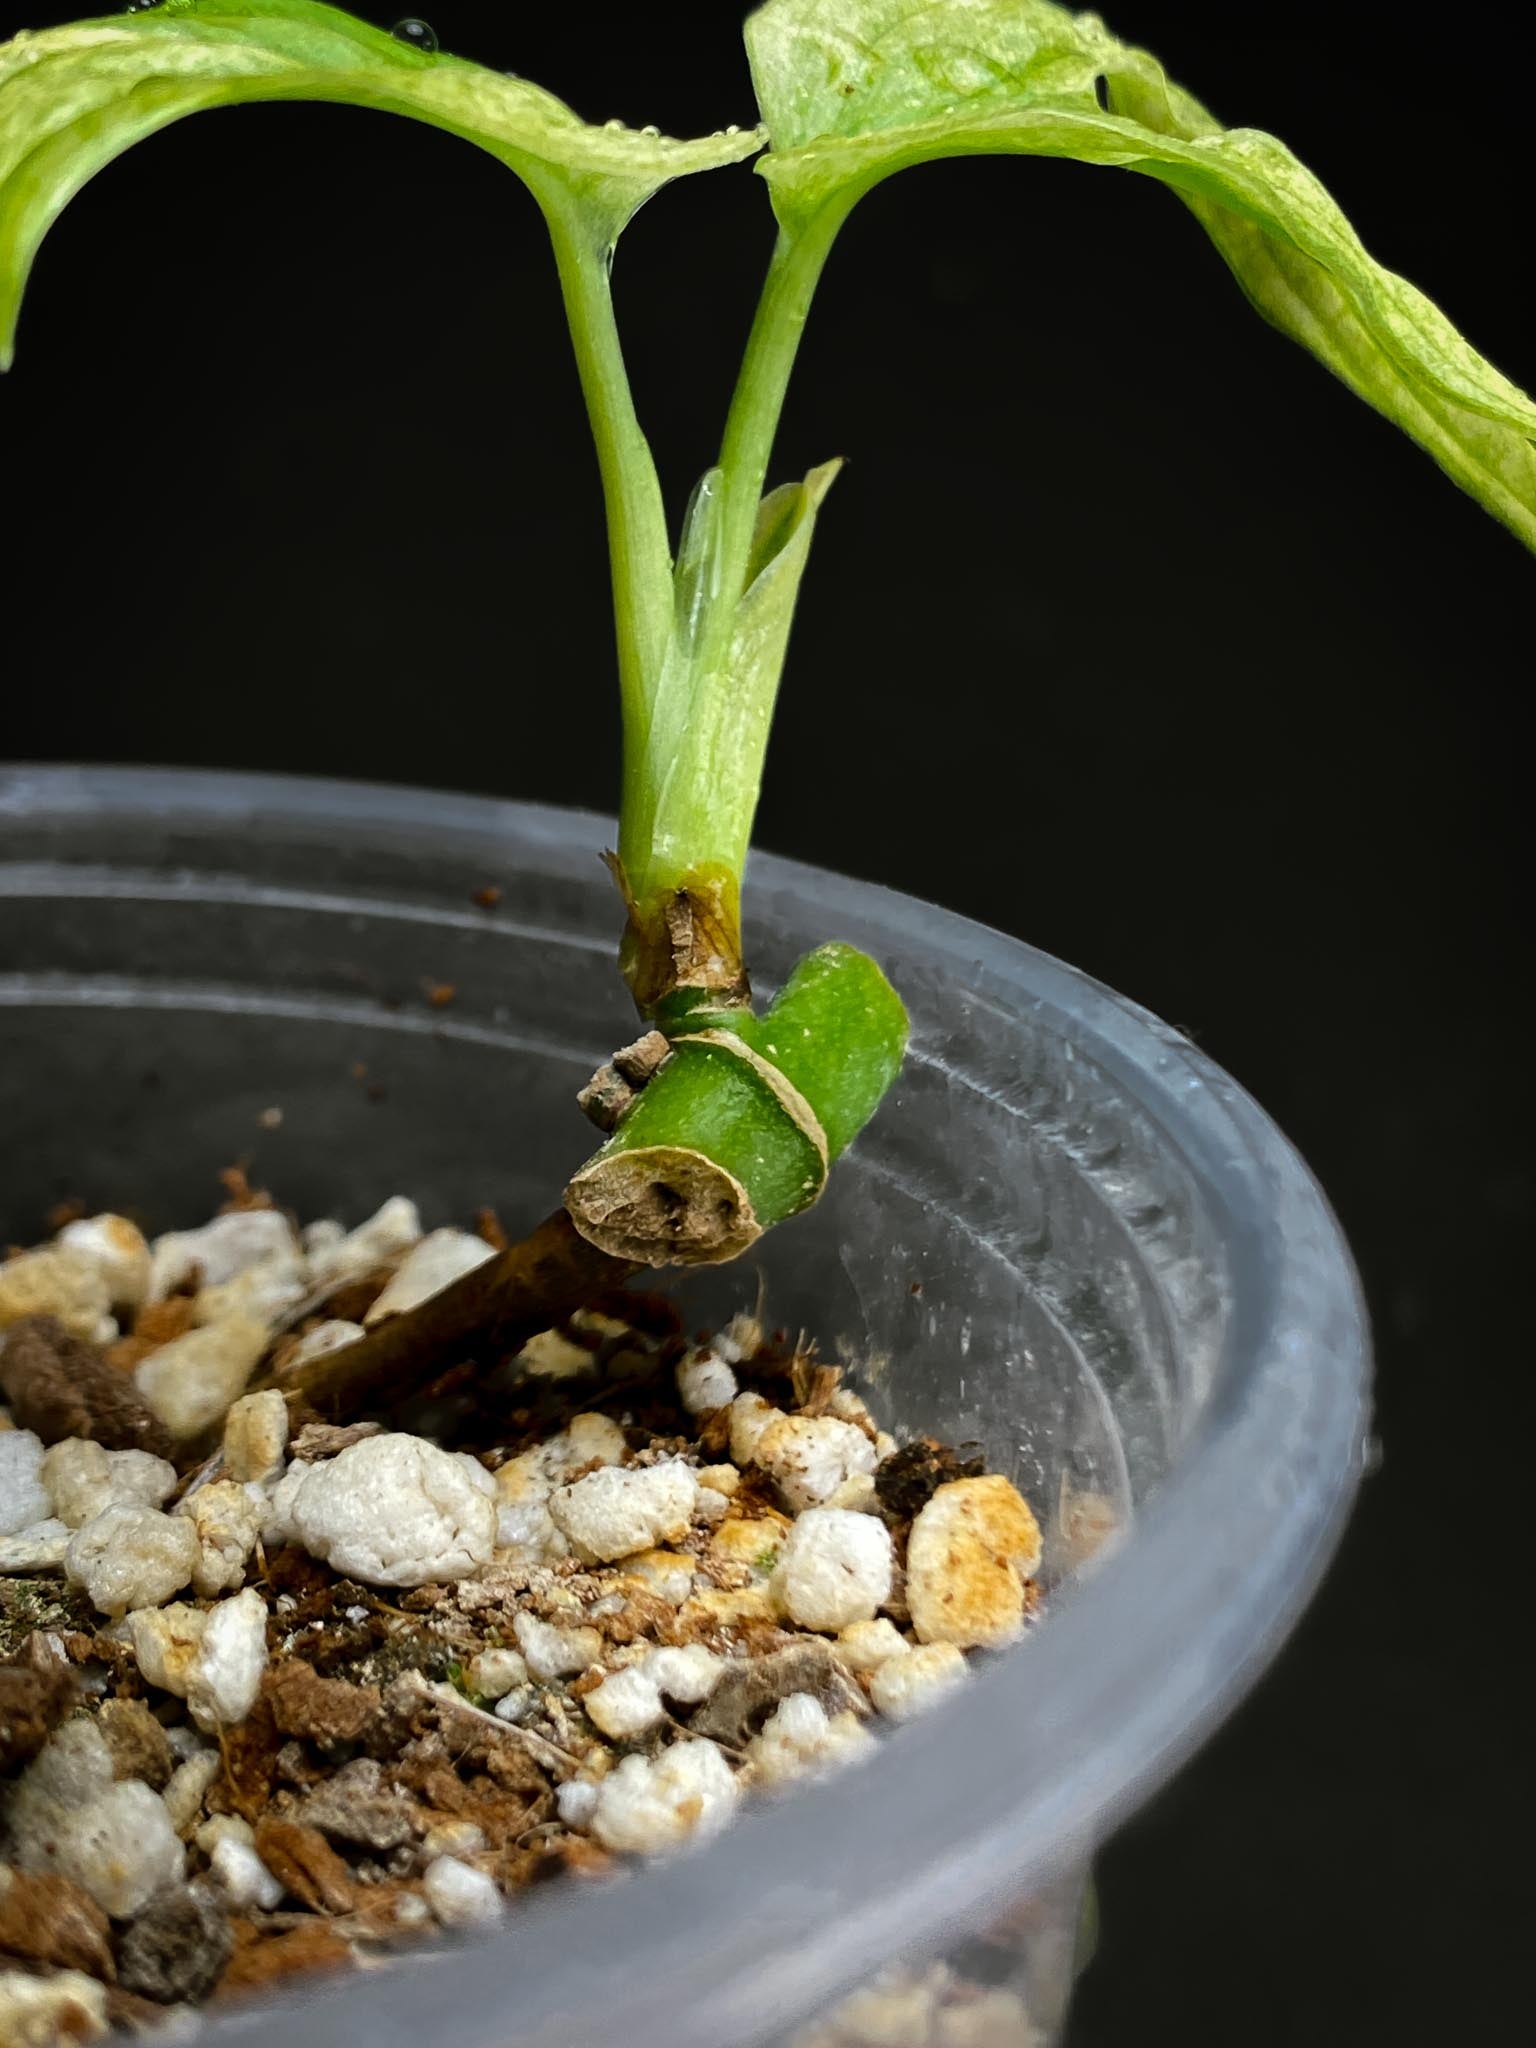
0;771;1368;2048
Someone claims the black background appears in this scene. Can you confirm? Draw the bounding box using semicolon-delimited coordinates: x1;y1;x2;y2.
1;3;1530;2041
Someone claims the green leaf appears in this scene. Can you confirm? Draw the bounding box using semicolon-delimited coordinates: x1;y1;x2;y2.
0;0;762;366
745;0;1536;547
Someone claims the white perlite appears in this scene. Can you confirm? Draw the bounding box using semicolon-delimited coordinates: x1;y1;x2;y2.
420;1820;485;1861
58;1213;151;1312
307;1195;422;1290
284;1319;365;1370
197;1258;308;1330
727;1390;779;1467
0;1519;71;1571
754;1414;878;1512
4;1716;113;1815
905;1475;1043;1650
555;1779;600;1829
584;1665;663;1740
10;1756;185;1917
619;1549;695;1604
835;1618;911;1673
591;1740;740;1855
547;1411;627;1477
868;1642;970;1722
127;1592;267;1730
550;1460;697;1563
771;1508;893;1632
222;1388;289;1485
676;1349;737;1415
135;1316;269;1441
491;1413;626;1561
0;1429;50;1536
745;1692;876;1789
423;1854;502;1928
210;1835;285;1911
0;1968;109;2045
0;1243;114;1344
128;1603;208;1697
363;1229;495;1325
42;1439;176;1528
584;1646;724;1740
515;1329;595;1380
645;1645;724;1704
261;1463;308;1549
65;1503;199;1616
148;1208;301;1301
187;1589;268;1730
163;1750;223;1832
291;1432;497;1585
466;1647;528;1700
825;1471;879;1513
177;1480;264;1595
512;1613;602;1683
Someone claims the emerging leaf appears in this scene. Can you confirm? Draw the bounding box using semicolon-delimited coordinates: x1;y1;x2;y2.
746;0;1536;547
0;0;762;366
619;460;841;920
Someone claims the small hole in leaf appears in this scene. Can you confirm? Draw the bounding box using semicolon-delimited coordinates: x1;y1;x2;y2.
1093;75;1110;111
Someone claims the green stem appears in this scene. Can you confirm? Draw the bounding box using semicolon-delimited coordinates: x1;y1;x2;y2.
566;941;908;1265
541;192;673;729
703;201;850;672
609;202;853;1011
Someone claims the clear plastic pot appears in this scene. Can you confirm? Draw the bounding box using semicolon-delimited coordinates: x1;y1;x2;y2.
0;767;1370;2047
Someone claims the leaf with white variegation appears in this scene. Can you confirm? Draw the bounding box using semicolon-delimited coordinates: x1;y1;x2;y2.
745;0;1536;548
0;0;761;367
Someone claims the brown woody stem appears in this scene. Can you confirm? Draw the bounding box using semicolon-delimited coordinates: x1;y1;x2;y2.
262;1210;637;1418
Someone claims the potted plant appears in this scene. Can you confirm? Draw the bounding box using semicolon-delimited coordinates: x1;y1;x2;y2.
0;2;1522;2042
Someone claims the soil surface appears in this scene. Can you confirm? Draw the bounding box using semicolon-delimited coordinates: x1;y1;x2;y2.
1;1184;1047;2040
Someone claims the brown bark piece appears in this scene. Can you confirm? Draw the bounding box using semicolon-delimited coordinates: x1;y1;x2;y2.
0;1648;77;1772
104;1296;200;1375
0;1869;116;1981
473;1206;509;1251
576;1062;636;1132
216;1919;353;2000
253;1820;359;1915
217;1166;273;1212
789;1358;843;1416
0;1313;174;1457
688;1640;867;1747
264;1659;381;1745
205;1697;282;1823
117;1885;234;2004
299;1757;420;1851
288;1420;383;1462
97;1696;174;1790
106;1983;174;2033
873;1437;986;1522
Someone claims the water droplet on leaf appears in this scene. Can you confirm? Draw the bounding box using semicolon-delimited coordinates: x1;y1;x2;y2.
123;0;166;12
391;17;438;53
604;118;626;131
640;124;660;138
725;124;742;136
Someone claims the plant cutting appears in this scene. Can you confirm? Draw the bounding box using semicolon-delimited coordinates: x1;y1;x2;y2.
1;0;1531;1408
0;3;1512;2029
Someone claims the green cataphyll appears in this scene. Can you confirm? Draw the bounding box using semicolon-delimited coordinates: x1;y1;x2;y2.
3;0;1532;1273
